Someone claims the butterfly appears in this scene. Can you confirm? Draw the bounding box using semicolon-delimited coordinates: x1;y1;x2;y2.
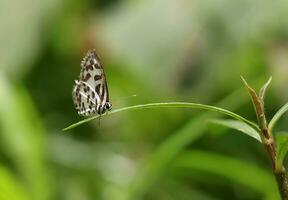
72;49;112;116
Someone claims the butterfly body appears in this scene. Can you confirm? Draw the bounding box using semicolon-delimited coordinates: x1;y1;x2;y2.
72;50;112;116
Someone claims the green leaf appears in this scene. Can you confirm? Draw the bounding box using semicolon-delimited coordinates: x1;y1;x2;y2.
211;119;261;142
173;150;279;200
63;102;260;132
269;102;288;133
276;132;288;170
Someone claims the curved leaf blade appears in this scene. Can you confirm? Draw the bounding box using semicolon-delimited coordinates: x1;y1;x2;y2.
269;102;288;132
63;102;260;132
211;119;261;142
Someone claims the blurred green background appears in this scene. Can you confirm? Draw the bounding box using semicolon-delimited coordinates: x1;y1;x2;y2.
1;0;288;199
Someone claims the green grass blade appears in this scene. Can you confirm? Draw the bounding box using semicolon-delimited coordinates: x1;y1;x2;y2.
211;119;262;142
269;102;288;132
63;102;260;132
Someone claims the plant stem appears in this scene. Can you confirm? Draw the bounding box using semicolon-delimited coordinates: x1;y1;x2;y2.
242;77;288;199
275;167;288;200
262;128;288;200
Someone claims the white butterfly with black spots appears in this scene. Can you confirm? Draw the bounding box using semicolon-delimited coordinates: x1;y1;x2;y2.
72;49;112;116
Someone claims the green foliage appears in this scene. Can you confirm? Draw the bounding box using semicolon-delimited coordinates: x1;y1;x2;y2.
276;133;288;171
2;0;288;199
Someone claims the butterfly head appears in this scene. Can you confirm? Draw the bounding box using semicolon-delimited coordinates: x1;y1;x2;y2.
97;102;112;114
105;102;112;111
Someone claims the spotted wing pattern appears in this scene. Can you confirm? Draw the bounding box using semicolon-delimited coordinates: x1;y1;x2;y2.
72;50;112;116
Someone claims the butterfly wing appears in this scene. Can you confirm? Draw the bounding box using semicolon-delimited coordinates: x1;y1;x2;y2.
72;80;98;116
72;50;111;116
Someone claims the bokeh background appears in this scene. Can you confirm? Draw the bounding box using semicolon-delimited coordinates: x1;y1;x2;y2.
1;0;288;199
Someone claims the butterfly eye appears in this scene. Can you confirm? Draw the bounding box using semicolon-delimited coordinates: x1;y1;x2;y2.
105;102;112;110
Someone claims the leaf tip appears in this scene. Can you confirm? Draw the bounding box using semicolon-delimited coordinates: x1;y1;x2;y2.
265;76;273;87
259;76;273;99
240;76;249;86
240;76;254;92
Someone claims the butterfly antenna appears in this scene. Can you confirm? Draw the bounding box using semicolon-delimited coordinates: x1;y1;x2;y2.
118;94;137;101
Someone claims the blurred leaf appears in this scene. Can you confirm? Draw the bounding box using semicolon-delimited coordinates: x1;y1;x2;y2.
49;135;136;186
0;165;29;200
211;119;261;142
269;102;288;133
63;102;259;132
122;116;208;200
276;132;288;170
0;72;52;200
0;0;61;78
173;150;279;200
